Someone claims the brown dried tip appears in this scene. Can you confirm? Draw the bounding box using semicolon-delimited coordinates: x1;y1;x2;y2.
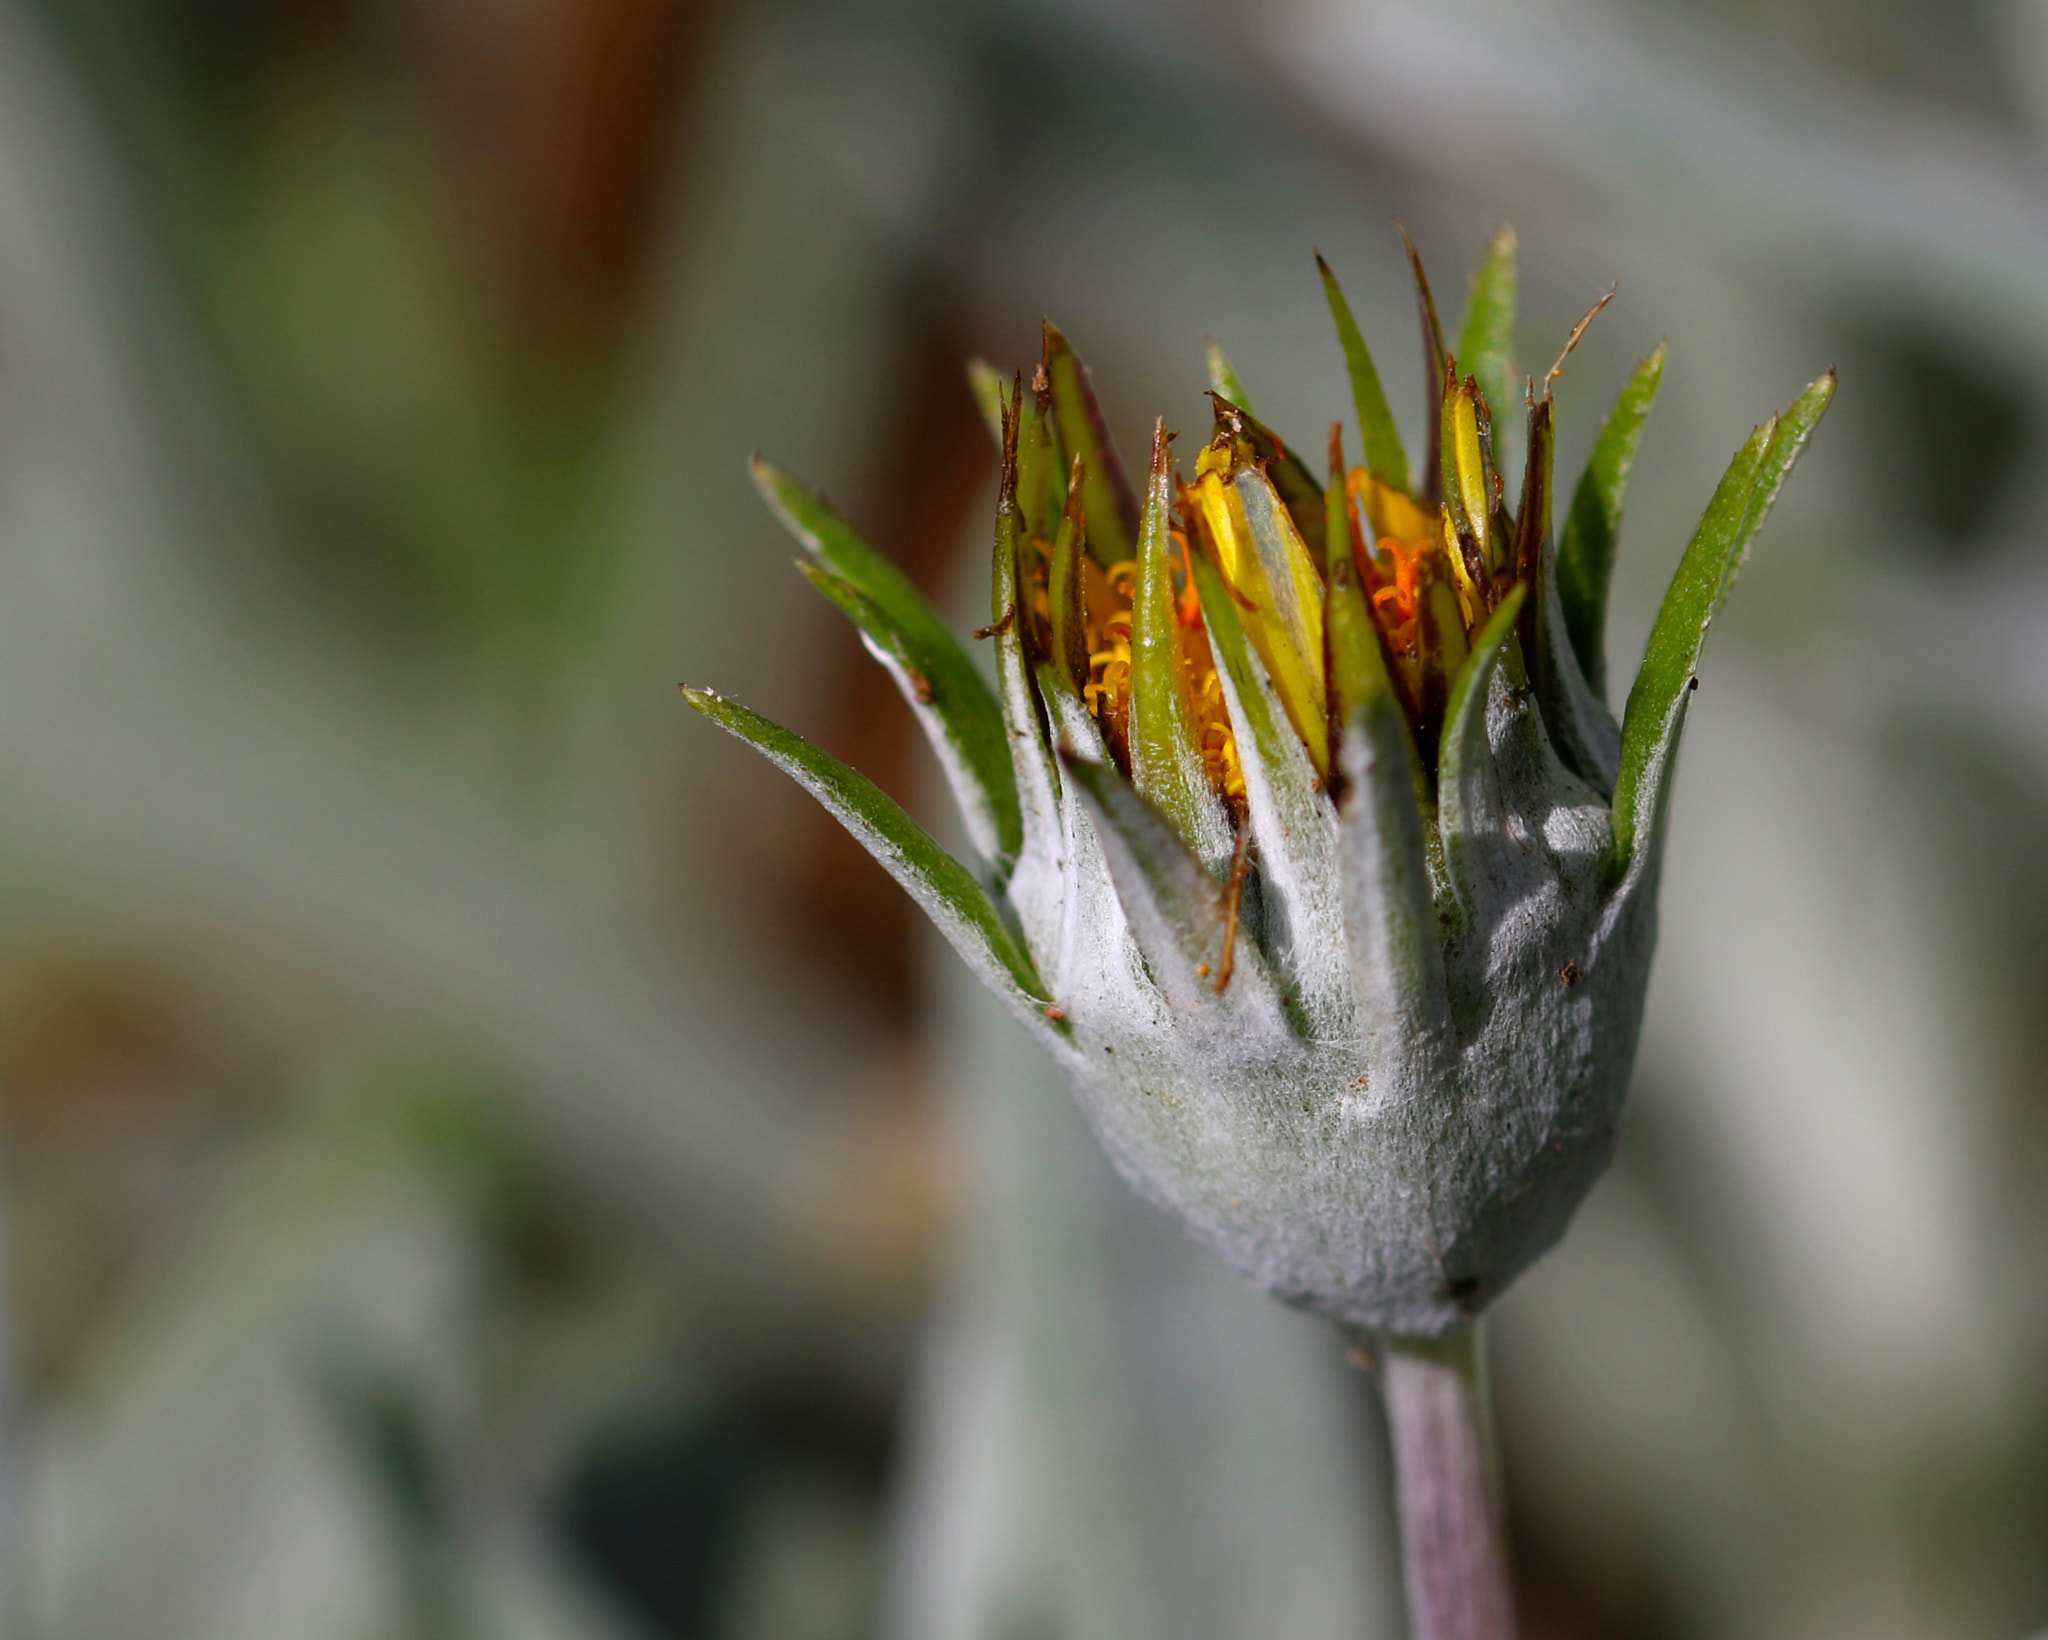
997;369;1022;510
1212;825;1254;993
1546;284;1617;391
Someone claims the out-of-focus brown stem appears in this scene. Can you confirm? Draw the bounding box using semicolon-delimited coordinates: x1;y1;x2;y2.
1379;1321;1516;1640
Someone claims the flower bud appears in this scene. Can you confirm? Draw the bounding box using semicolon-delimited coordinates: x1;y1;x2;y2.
691;233;1831;1334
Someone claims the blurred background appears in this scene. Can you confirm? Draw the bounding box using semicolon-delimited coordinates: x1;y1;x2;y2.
1;0;2046;1636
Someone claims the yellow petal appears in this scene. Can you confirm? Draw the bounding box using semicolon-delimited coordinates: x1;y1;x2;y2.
1352;469;1436;551
1191;444;1329;773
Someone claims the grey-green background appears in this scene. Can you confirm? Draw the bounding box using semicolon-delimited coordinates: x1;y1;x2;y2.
1;0;2044;1636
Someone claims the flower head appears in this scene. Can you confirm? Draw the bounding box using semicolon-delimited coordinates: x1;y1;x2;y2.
687;229;1831;1335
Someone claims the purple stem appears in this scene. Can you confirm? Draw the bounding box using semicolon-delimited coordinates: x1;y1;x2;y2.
1380;1322;1517;1640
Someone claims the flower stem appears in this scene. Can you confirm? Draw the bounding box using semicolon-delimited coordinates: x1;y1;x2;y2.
1378;1321;1516;1640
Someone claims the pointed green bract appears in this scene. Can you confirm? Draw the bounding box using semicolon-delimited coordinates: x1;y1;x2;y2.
1324;510;1407;765
682;687;1052;1017
1046;456;1090;695
797;563;1022;868
1612;370;1835;867
1129;424;1233;875
1533;529;1621;794
1557;342;1666;698
1437;586;1527;913
1456;226;1518;428
991;448;1065;831
753;458;1021;867
1401;227;1450;506
1317;252;1409;494
1520;394;1616;791
1206;339;1254;414
1043;321;1138;567
1015;381;1065;545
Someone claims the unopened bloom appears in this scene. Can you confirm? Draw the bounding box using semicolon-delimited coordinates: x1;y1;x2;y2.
688;230;1830;1335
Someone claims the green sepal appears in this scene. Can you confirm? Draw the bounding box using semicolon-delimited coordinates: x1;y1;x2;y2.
752;457;1022;869
1015;378;1066;546
990;392;1072;954
1437;585;1529;917
682;688;1055;1024
1045;455;1090;695
796;562;1023;870
1519;393;1612;791
1612;370;1835;869
1455;225;1517;431
1400;226;1450;505
1206;339;1254;414
1043;321;1139;566
1191;547;1349;1033
1556;342;1666;698
1128;422;1233;875
1317;252;1410;494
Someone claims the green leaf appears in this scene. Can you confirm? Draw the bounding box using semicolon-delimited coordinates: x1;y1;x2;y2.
1456;225;1517;429
1206;339;1254;415
753;458;1021;868
1129;421;1234;875
1317;252;1409;493
797;564;1022;869
1191;547;1347;1032
1043;321;1139;566
1556;342;1666;698
683;688;1054;1021
1612;369;1835;869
